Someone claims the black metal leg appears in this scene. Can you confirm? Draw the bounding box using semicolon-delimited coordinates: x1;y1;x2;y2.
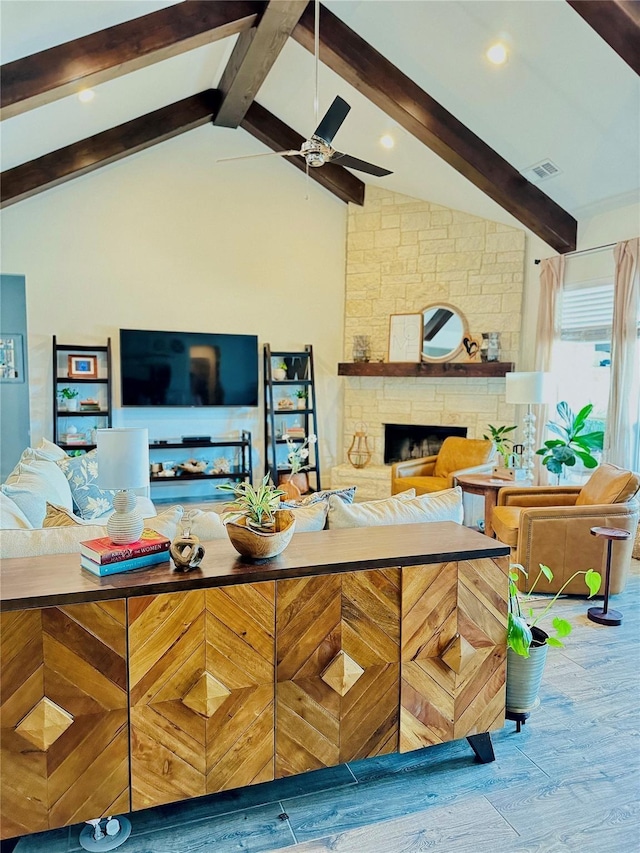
466;732;495;763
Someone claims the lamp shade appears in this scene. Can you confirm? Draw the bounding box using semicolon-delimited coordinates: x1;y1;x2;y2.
505;372;548;405
96;428;149;490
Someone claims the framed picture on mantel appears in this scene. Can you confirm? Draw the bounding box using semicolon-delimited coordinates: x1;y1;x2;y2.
388;313;423;363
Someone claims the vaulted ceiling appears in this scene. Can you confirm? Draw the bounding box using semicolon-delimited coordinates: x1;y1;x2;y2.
2;0;639;253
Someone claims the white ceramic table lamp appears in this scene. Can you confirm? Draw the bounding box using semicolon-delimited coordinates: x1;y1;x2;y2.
97;428;149;544
505;372;548;481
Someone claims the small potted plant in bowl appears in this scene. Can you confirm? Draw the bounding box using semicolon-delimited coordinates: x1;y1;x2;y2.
507;562;601;717
273;362;288;381
219;475;295;559
295;389;308;409
58;387;79;411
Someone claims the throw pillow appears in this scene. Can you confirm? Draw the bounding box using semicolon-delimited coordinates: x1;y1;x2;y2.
2;450;74;527
281;485;357;508
57;450;115;520
326;487;464;529
43;502;183;538
34;438;69;462
43;503;94;527
0;525;110;559
0;492;33;529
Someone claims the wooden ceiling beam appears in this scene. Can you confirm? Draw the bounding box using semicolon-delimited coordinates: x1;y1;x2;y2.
566;1;640;75
240;102;364;205
1;0;266;120
1;92;364;208
214;0;308;128
1;91;221;207
293;4;577;253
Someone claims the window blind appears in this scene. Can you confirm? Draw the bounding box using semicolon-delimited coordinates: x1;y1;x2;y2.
561;281;614;342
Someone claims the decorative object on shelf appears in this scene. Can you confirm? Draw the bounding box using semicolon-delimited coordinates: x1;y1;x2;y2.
68;354;98;379
506;562;600;728
273;362;287;381
479;333;490;362
96;428;149;544
212;457;231;474
388;313;423;363
462;335;481;360
170;512;205;572
58;387;79;411
277;397;295;410
536;401;604;484
352;335;371;363
284;432;316;478
506;371;550;481
347;422;372;469
485;332;501;362
80;397;100;411
178;458;208;475
421;303;467;362
219;475;295;559
587;527;631;626
295;389;307;409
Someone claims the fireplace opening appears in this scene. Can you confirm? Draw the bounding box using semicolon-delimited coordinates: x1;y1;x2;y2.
384;423;467;465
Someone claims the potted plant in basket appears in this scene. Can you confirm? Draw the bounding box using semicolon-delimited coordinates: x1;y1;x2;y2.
536;402;604;484
507;562;601;716
218;475;296;559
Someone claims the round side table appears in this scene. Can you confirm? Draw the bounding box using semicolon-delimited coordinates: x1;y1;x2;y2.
587;526;631;626
456;474;529;538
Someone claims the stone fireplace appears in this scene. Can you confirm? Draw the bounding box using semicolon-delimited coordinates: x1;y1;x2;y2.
330;185;525;502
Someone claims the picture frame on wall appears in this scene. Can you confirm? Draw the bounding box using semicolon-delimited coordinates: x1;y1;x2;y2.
388;313;423;362
68;354;98;379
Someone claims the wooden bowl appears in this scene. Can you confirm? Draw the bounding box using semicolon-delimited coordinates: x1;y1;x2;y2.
225;510;296;560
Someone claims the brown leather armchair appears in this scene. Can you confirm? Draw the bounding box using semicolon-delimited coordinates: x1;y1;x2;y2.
391;436;496;496
492;463;640;595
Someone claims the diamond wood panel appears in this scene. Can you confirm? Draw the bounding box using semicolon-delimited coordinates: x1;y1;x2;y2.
400;558;508;753
276;569;400;777
0;602;128;839
128;583;275;810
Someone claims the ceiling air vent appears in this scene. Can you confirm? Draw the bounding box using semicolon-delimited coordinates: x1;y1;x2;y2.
523;159;562;183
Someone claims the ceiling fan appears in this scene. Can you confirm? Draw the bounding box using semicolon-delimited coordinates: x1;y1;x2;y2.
218;1;392;178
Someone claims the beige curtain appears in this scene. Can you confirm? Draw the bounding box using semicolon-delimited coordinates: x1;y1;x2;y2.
606;238;640;470
534;256;566;483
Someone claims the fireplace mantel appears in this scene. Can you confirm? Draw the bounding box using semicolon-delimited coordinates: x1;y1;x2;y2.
337;361;515;378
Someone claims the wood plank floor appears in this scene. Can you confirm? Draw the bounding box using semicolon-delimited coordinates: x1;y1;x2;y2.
11;559;640;853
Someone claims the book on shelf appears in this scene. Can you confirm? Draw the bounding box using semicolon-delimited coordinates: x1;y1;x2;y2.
61;433;87;444
80;528;170;565
80;550;170;577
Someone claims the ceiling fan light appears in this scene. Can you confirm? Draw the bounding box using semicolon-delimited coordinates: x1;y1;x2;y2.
78;88;95;103
380;134;394;149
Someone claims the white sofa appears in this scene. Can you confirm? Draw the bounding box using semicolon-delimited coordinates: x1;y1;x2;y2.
0;439;465;560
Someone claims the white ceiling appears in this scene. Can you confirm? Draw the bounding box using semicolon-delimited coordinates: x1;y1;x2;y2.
1;0;639;230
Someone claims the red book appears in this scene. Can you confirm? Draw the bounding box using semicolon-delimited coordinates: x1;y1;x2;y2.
79;528;170;565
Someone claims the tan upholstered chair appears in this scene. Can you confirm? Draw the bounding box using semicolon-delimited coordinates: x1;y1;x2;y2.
391;436;496;496
492;463;640;595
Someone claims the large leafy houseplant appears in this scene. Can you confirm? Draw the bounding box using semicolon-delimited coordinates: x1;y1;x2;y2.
507;562;601;657
536;402;604;483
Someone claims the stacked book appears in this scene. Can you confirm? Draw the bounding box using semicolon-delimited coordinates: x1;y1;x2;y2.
80;528;171;576
61;432;87;445
285;426;305;439
80;398;101;411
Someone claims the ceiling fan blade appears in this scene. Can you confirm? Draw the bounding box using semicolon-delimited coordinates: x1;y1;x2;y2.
329;151;392;177
313;96;351;145
217;149;302;163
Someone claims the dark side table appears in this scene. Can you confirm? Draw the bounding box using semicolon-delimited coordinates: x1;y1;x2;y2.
587;526;631;626
456;474;530;538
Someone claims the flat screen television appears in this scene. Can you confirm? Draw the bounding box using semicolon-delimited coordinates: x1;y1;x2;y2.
120;329;259;407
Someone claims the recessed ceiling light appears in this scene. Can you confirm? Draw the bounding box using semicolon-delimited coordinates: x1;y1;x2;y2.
380;134;394;149
78;89;95;103
486;42;508;65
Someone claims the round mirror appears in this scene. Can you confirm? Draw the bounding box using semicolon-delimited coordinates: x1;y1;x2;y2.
421;303;467;362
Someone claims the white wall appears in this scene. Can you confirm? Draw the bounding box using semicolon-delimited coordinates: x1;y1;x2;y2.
0;127;347;497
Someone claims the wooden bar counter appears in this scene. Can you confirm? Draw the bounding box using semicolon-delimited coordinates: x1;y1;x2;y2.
1;523;510;841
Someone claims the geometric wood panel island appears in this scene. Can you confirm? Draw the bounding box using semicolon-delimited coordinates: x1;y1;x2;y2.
0;522;509;841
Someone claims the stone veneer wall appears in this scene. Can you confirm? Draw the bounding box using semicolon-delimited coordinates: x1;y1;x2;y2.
342;187;525;467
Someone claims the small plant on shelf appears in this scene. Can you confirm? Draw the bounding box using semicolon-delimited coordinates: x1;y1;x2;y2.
295;389;307;400
58;387;79;401
282;433;317;475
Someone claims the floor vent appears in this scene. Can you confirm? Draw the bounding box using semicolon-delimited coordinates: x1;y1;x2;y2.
523;159;562;183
